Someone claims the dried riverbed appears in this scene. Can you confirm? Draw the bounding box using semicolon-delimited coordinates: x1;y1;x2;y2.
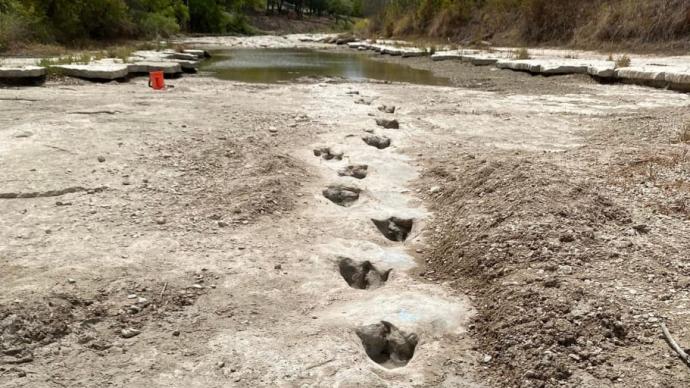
2;35;690;387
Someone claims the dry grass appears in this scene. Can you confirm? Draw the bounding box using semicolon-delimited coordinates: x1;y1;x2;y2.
368;0;690;49
679;122;690;143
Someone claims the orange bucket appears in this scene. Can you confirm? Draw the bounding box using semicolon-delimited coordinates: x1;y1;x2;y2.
148;71;165;90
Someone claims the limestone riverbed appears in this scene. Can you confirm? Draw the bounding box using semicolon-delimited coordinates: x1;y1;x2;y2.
2;35;690;387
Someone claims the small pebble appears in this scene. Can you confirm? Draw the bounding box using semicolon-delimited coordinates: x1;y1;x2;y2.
97;156;106;163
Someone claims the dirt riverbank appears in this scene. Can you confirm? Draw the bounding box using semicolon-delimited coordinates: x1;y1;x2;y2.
2;36;690;387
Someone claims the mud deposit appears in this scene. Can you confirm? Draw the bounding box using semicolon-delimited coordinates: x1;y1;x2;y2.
2;34;690;388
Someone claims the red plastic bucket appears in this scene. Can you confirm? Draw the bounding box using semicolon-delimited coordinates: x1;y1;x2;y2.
148;71;165;90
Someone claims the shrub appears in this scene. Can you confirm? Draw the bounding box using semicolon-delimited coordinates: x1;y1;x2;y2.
106;46;135;61
225;12;255;34
138;12;180;37
0;11;26;51
0;0;45;51
514;47;530;59
352;18;369;36
614;54;631;68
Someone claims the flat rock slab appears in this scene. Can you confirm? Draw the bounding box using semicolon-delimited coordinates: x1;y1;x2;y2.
54;64;129;80
128;62;182;75
161;50;197;61
663;68;690;85
461;55;499;66
0;66;46;78
132;50;193;61
347;42;368;49
496;59;535;72
401;48;427;57
381;46;403;56
174;60;200;72
183;49;210;58
587;65;616;78
497;59;615;77
615;66;668;83
431;51;462;61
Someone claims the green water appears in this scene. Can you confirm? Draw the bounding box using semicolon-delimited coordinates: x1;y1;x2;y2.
201;48;449;85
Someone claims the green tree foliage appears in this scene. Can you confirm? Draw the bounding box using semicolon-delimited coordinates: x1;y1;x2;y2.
268;0;359;19
0;0;268;48
127;0;189;37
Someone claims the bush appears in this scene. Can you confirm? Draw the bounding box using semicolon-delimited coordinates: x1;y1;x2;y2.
0;0;45;51
225;12;255;34
138;12;180;37
514;47;530;59
352;18;369;36
0;11;26;51
0;0;255;47
189;0;226;33
614;54;631;68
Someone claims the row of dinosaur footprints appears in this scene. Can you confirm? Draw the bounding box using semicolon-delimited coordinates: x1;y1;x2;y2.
313;105;417;369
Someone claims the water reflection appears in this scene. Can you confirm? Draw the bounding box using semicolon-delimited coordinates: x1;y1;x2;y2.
202;48;449;85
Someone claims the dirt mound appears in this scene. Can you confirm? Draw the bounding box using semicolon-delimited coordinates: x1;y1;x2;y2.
0;272;214;366
418;134;690;387
144;127;310;229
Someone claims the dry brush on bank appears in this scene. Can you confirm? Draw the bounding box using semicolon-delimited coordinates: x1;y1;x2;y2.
365;0;690;48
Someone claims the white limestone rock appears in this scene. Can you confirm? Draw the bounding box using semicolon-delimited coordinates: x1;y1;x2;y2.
53;63;129;80
0;66;46;78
